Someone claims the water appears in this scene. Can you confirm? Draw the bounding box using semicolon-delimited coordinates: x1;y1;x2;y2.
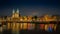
2;30;58;34
0;22;60;34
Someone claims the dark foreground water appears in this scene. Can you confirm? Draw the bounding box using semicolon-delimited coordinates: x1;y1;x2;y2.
0;21;60;34
0;30;60;34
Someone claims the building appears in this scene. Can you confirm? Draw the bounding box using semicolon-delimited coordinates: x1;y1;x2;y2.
0;9;59;32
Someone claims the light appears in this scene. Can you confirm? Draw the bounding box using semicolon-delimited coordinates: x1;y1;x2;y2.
54;24;57;31
23;23;27;29
0;27;3;32
28;23;35;30
40;24;45;30
20;23;23;29
20;19;23;21
12;23;16;31
45;24;48;31
48;27;53;32
15;23;20;30
7;23;11;29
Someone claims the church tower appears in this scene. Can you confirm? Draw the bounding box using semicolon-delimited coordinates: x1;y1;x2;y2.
12;9;15;18
12;8;19;18
12;9;15;14
15;8;19;18
16;8;19;14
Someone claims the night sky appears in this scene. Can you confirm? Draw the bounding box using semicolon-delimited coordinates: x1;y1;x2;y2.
0;0;60;16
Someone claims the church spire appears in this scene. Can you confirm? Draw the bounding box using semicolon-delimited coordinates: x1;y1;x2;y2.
12;9;15;14
16;8;19;13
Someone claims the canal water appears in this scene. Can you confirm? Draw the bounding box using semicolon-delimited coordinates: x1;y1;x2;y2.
0;22;60;34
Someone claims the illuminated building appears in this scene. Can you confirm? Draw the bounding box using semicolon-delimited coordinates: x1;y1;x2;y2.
0;9;59;32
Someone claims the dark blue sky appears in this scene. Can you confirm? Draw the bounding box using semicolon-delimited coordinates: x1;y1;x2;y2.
0;0;60;16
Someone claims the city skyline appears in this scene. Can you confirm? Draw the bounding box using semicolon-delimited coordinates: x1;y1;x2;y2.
0;8;60;17
0;0;60;34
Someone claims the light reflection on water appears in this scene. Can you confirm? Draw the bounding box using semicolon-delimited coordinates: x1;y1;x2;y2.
0;27;3;32
0;22;58;34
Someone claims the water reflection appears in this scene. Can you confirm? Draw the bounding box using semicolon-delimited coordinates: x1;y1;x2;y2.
0;27;3;32
12;23;20;34
0;22;58;34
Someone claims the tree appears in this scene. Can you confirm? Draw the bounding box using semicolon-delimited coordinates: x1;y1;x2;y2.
34;16;37;20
